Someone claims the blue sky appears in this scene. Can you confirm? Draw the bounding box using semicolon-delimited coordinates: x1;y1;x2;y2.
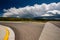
0;0;60;18
0;0;60;11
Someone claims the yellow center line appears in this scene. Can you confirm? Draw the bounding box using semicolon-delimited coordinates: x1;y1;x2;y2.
4;27;10;40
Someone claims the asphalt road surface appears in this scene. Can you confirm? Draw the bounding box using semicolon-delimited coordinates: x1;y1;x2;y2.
39;22;60;40
0;22;45;40
49;21;60;28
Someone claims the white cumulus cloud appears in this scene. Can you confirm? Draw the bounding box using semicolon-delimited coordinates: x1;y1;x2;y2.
3;2;60;18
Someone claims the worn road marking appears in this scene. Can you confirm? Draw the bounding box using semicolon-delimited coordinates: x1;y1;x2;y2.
4;27;10;40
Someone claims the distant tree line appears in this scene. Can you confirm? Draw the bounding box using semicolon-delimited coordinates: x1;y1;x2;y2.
0;17;60;21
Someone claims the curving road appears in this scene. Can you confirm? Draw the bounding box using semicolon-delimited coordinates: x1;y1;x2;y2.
0;21;45;40
0;21;60;40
